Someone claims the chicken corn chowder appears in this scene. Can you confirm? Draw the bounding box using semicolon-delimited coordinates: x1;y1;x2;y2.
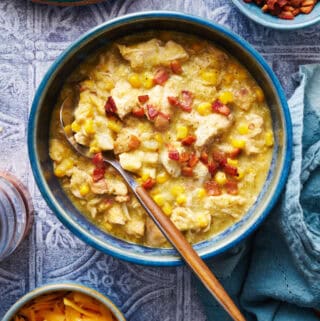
49;31;274;247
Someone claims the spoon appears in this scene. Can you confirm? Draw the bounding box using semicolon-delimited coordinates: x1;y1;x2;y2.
60;96;246;321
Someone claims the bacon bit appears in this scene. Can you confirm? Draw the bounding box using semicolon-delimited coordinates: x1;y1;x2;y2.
92;152;104;167
146;105;159;120
142;177;156;190
180;90;194;112
93;167;106;182
188;153;199;168
128;135;141;150
179;152;190;163
212;150;227;167
181;135;197;146
228;148;242;159
154;113;170;131
170;60;183;74
138;95;149;103
182;166;194;177
204;181;221;196
105;96;117;115
168;149;180;161
200;151;209;164
208;161;219;176
225;180;238;195
223;164;239;177
212;99;231;116
167;96;180;107
153;68;169;85
132;107;145;117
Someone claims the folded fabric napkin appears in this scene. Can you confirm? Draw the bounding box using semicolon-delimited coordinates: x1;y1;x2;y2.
196;64;320;321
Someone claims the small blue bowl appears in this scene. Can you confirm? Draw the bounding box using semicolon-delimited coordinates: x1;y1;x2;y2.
2;282;126;321
232;0;320;30
28;11;292;266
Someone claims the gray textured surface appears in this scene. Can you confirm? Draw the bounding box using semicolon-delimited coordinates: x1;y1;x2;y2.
0;1;319;320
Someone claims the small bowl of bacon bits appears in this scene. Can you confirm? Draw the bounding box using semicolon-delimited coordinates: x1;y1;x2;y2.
232;0;320;29
3;283;126;321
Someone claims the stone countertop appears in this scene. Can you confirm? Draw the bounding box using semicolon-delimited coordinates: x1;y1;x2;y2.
0;1;319;320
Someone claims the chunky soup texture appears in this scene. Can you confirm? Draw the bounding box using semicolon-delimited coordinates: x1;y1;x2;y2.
49;31;274;247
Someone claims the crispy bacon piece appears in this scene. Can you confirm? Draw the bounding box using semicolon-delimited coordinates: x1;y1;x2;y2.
138;95;149;103
179;152;190;163
212;99;231;116
182;166;193;177
142;177;156;190
153;68;169;85
208;161;219;176
204;181;221;196
132;107;145;117
200;151;209;164
93;167;105;182
170;60;183;74
167;96;180;107
228;148;242;159
212;150;227;167
167;90;194;113
92;152;104;167
188;153;199;168
128;135;141;150
146;104;159;120
105;96;117;115
181;135;197;146
154;113;170;131
225;180;238;195
168;149;180;161
223;164;239;177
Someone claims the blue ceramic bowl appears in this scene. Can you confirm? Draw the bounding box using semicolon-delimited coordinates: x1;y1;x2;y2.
28;11;292;266
2;282;126;321
232;0;320;30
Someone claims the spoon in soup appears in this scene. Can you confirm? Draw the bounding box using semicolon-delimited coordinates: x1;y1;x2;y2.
60;96;246;321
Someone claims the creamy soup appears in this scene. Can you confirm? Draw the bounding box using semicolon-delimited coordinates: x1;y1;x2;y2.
49;31;274;247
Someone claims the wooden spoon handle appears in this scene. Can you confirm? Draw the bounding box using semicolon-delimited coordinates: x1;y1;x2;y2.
136;186;246;321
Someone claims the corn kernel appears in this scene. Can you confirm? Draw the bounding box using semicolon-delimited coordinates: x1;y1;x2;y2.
197;102;212;116
227;158;238;166
255;87;265;103
156;172;169;184
61;158;73;171
107;120;122;133
142;75;154;89
197;188;207;199
153;194;165;206
236;168;245;180
84;119;95;135
176;194;187;205
89;144;101;154
215;171;227;185
64;124;72;136
200;70;218;85
105;78;115;91
104;222;113;231
265;132;274;147
71;121;81;133
128;73;141;88
197;215;208;228
79;183;90;196
176;125;188;140
231;138;246;149
219;91;234;104
237;123;249;135
170;185;185;197
54;166;65;178
141;172;150;182
154;133;163;144
162;202;173;216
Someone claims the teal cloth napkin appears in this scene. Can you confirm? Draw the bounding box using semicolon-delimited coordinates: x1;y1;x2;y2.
196;64;320;321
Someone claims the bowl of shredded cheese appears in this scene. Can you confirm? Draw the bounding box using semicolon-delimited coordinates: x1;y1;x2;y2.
3;283;126;321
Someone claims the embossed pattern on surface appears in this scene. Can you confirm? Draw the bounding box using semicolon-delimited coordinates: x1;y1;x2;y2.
0;1;319;320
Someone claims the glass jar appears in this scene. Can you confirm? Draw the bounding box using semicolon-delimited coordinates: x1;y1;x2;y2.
0;172;34;261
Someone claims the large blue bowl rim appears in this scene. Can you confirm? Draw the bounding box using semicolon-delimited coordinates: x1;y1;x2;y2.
28;11;293;266
2;282;126;321
232;0;320;30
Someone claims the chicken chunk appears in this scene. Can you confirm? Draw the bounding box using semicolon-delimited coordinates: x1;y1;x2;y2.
192;162;210;182
49;139;69;163
105;175;128;196
124;216;145;238
119;151;143;173
95;131;114;150
145;217;166;247
114;128;139;154
160;148;181;177
171;207;211;231
107;204;127;225
204;194;248;218
117;39;189;70
70;168;92;199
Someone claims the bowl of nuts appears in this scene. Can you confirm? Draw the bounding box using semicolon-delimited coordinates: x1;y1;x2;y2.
232;0;320;29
